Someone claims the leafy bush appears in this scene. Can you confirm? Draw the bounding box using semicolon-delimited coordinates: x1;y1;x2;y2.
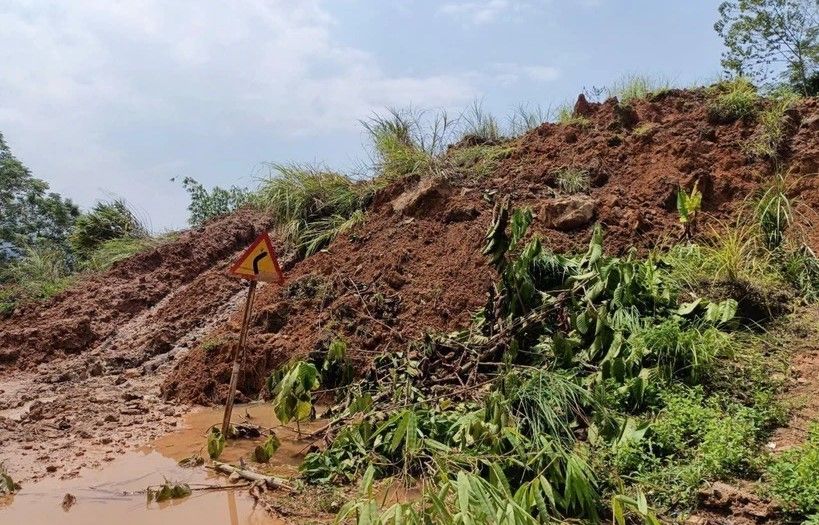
69;199;147;258
768;425;819;517
178;177;249;226
707;77;759;123
555;168;591;194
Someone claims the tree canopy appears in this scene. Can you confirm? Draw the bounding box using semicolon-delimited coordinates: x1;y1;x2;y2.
0;132;79;264
715;0;819;94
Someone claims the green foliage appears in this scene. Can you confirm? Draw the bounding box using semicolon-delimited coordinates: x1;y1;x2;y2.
755;173;792;250
448;145;514;179
0;245;74;314
609;74;672;105
747;89;800;159
768;425;819;517
178;177;249;226
707;77;759;123
363;108;450;182
714;0;819;95
207;426;225;459
69;199;147;258
270;361;320;426
146;480;192;503
254;434;282;463
81;235;163;272
0;132;79;265
555;168;591;195
677;181;703;239
255;163;368;255
782;245;819;301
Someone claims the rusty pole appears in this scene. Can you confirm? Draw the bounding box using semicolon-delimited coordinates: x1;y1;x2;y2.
221;279;257;438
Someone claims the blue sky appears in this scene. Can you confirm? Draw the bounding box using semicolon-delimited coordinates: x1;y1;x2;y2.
0;1;725;230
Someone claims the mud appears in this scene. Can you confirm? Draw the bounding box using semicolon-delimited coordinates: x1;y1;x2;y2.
0;403;325;524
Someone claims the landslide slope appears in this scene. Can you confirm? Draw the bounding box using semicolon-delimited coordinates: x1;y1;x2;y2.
163;89;819;404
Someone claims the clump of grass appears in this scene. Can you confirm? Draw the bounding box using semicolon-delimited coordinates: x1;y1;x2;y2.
69;199;148;258
82;235;165;272
449;144;514;178
609;74;672;105
707;77;759;124
632;123;657;138
460;100;501;143
746;89;800;160
508;103;549;136
755;173;793;251
254;163;368;255
556;104;591;127
767;424;819;518
554;167;591;194
0;246;74;311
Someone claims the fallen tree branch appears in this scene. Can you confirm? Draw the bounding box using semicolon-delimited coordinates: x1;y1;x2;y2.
207;461;296;493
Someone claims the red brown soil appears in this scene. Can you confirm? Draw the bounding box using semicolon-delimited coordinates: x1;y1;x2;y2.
164;89;819;405
0;209;272;369
2;90;819;485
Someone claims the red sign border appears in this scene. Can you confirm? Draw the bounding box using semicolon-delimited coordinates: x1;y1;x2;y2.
228;231;285;284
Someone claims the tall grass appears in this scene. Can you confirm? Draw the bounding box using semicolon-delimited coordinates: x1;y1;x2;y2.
755;173;793;251
460;100;501;143
254;163;368;254
508;103;549;136
746;89;800;160
555;167;591;194
69;199;148;258
0;246;74;313
555;104;590;127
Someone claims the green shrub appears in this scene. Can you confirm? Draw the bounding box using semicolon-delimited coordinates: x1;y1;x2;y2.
178;177;249;226
768;425;819;517
554;167;591;194
707;77;759;124
69;199;147;258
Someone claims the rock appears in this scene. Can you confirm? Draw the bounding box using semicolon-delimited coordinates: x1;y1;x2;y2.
62;493;76;511
88;361;104;377
104;414;119;423
46;465;59;473
539;196;597;231
573;93;593;117
391;177;450;217
121;392;142;401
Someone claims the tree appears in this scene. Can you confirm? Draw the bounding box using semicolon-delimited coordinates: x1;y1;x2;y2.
0;132;79;265
715;0;819;95
176;177;249;226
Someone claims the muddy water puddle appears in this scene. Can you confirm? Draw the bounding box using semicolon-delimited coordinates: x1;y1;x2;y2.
1;402;325;524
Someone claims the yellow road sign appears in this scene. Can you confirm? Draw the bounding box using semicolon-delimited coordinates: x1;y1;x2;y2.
228;232;284;283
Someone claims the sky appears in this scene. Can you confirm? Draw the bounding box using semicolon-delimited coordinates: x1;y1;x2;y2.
0;0;726;231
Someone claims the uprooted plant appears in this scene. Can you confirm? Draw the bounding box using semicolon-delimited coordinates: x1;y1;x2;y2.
260;195;809;524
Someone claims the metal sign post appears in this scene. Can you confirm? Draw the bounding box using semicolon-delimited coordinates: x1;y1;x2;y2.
221;231;284;438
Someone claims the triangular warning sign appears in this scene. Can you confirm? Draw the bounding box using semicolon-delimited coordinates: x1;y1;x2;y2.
228;232;284;283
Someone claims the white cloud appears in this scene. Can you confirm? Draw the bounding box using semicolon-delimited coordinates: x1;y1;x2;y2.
0;0;479;228
489;63;561;86
438;0;516;25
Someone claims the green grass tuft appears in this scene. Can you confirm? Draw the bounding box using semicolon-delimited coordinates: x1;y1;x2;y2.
707;77;759;124
609;74;672;105
746;89;800;160
767;425;819;517
554;167;591;194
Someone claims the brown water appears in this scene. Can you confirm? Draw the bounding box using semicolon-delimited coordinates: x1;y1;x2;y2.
0;403;324;524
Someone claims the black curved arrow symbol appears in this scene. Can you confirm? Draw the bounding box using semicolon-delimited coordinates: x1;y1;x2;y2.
252;251;268;274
